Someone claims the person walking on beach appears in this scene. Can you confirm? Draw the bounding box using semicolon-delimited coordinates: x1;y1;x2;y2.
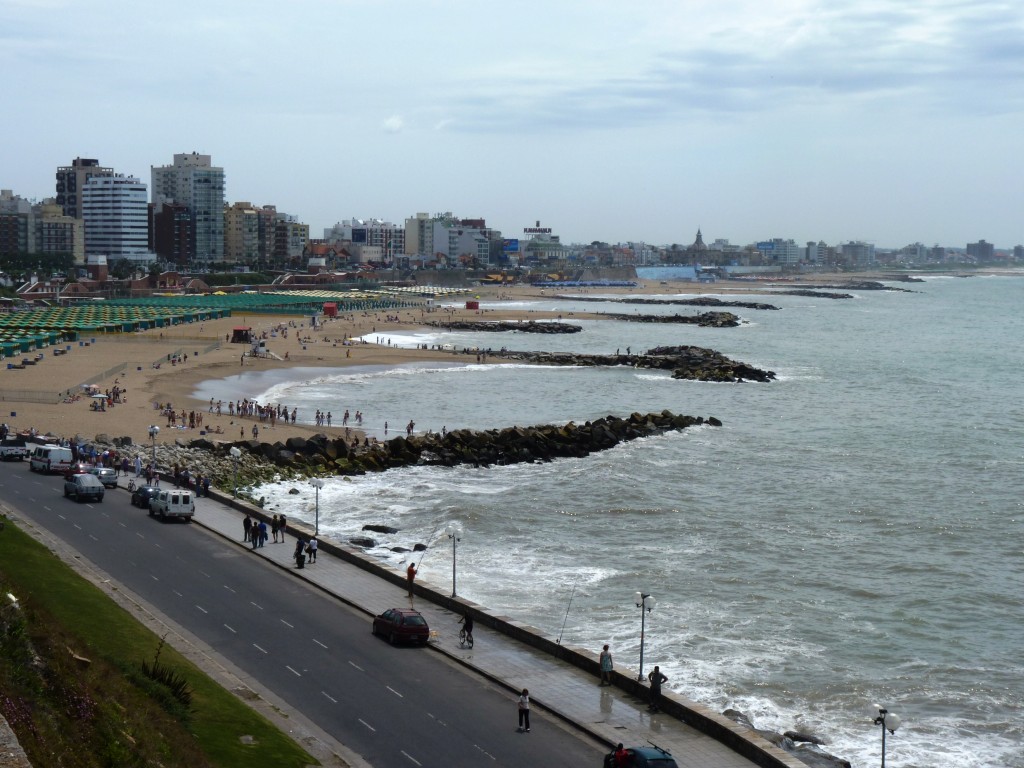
647;666;668;713
517;688;531;732
599;644;614;686
406;562;418;597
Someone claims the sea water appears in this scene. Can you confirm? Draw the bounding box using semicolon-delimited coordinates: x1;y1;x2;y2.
195;275;1024;768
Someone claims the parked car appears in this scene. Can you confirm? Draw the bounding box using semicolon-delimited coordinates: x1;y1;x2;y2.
131;484;161;508
63;473;105;503
88;466;118;488
0;438;29;461
602;745;679;768
371;608;430;645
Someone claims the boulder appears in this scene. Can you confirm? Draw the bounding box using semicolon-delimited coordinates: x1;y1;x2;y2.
362;524;399;534
349;537;376;548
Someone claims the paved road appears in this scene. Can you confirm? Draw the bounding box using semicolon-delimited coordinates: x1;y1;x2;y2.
2;463;606;767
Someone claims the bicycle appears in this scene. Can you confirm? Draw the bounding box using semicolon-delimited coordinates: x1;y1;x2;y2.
458;626;474;649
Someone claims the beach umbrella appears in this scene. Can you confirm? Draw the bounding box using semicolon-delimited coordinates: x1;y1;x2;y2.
90;393;108;400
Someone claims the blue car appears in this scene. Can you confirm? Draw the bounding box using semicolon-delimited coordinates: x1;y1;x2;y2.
604;745;678;768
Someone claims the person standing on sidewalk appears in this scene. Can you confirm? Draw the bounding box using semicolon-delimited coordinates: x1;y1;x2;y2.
271;514;280;543
647;666;668;713
307;536;318;562
279;514;287;539
599;644;614;686
517;689;530;732
243;514;252;542
406;562;418;597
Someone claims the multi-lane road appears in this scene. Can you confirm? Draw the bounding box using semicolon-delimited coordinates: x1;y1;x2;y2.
1;463;604;767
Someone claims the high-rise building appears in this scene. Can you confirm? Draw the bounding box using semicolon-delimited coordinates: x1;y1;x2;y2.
151;152;225;263
966;240;994;261
82;175;154;263
152;202;194;265
55;158;114;219
224;202;260;264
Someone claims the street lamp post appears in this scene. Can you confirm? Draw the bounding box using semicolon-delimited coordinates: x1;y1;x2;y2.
446;524;462;598
635;591;655;681
229;446;241;498
148;425;159;471
310;478;324;535
873;708;900;768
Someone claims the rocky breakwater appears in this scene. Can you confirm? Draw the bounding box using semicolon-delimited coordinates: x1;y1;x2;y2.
602;311;741;327
493;345;776;382
556;295;781;311
426;320;582;334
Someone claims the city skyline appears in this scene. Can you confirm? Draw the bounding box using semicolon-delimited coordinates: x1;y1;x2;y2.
3;1;1022;249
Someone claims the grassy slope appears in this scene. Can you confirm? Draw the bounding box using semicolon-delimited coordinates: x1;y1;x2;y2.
0;519;318;768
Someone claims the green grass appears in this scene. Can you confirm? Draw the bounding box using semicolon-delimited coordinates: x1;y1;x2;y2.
0;518;319;767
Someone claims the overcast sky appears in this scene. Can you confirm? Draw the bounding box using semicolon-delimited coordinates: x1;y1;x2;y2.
3;0;1022;249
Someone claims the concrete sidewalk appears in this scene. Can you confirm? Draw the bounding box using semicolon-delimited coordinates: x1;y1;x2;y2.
154;481;802;768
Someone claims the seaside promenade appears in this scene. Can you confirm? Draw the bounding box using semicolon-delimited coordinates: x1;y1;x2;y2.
182;482;805;768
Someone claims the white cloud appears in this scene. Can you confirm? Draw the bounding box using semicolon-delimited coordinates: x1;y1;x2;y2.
382;116;405;133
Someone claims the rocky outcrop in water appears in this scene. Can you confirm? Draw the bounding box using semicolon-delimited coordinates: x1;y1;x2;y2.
778;290;854;299
602;311;741;327
492;346;775;382
427;320;582;333
555;295;781;311
723;710;851;768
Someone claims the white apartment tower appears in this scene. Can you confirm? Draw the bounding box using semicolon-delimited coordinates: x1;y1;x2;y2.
151;152;225;263
82;175;154;263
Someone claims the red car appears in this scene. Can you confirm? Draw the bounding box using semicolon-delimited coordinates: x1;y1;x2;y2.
371;608;430;645
64;463;91;479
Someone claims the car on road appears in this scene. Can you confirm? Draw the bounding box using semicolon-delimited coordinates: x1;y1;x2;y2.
131;484;161;508
148;489;195;522
603;745;679;768
0;438;29;461
63;462;91;479
63;473;105;503
371;608;430;645
88;466;118;488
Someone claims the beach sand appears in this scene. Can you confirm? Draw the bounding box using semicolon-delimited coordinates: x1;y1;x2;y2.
0;276;880;447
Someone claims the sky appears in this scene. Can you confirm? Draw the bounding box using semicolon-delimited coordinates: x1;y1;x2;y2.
2;0;1023;249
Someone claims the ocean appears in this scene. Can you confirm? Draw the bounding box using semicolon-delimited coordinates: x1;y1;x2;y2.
195;274;1024;768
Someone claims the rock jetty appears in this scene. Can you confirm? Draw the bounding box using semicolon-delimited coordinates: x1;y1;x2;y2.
492;346;775;382
555;295;781;311
601;311;741;327
427;320;582;334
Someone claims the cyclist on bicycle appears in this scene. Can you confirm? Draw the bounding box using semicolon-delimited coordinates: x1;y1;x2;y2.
458;613;474;644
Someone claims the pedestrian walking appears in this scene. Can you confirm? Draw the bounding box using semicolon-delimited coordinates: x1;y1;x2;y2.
307;536;318;562
599;644;614;686
406;562;418;597
134;455;143;477
294;537;305;567
517;689;531;732
279;514;287;539
258;520;268;548
647;665;668;713
243;514;252;542
271;514;280;543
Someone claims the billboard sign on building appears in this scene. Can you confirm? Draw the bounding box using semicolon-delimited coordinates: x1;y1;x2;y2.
503;238;520;253
756;241;775;252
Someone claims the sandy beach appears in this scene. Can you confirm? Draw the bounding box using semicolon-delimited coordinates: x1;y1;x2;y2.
0;275;889;448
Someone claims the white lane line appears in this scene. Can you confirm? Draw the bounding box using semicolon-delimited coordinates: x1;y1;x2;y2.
118;522;127;528
223;585;236;594
253;644;268;654
280;619;294;628
172;590;183;597
312;639;327;649
224;624;236;634
322;691;337;703
250;601;263;610
426;712;448;727
150;574;159;581
57;514;67;521
196;605;208;614
88;534;98;541
387;686;404;698
286;665;301;677
473;745;497;760
358;719;375;733
198;570;211;578
401;751;422;766
72;523;82;530
348;661;364;672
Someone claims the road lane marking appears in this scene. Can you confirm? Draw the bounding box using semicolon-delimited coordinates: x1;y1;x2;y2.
196;605;208;614
348;661;364;672
427;713;448;727
89;534;98;541
313;639;327;649
401;751;422;765
387;686;404;698
150;574;159;581
358;719;375;733
224;624;236;634
198;570;211;578
223;585;236;594
253;644;268;654
472;745;497;760
172;590;183;597
286;665;301;677
322;691;337;703
280;619;294;628
250;601;263;610
136;532;145;539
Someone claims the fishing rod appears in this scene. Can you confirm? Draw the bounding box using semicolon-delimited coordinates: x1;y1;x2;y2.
556;574;580;645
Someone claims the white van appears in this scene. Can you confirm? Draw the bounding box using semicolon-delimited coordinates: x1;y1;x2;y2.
148;489;195;522
29;445;74;474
